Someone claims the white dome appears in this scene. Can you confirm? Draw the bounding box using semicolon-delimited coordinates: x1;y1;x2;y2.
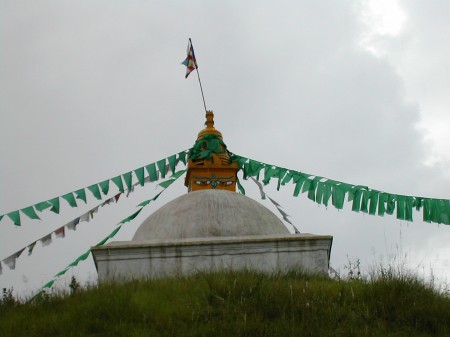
132;189;289;241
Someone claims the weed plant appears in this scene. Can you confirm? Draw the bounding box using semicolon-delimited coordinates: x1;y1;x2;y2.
0;268;449;337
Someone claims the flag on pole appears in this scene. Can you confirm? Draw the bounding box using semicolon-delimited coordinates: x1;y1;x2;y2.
182;39;198;78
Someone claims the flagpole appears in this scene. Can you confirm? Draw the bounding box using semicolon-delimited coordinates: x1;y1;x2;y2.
196;68;207;113
189;38;207;113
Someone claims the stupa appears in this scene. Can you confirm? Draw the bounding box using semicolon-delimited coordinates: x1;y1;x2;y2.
92;112;333;281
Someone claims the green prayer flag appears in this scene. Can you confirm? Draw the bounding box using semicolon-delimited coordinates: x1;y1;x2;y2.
301;179;311;194
55;269;69;277
396;195;406;220
405;197;414;222
242;162;250;179
168;155;177;174
78;250;91;262
347;189;355;202
332;185;345;209
414;197;423;211
386;194;396;215
95;226;122;246
422;199;431;222
323;183;332;207
433;199;442;224
145;163;158;182
360;190;370;213
438;200;449;224
178;151;187;165
437;200;446;224
99;180;110;195
442;200;450;225
35;201;52;212
157;169;185;190
444;201;450;225
171;169;186;180
120;208;143;224
69;251;91;267
42;279;55;289
316;181;325;205
236;156;247;170
122;172;133;191
87;184;102;200
208;138;221;152
62;193;77;208
430;199;440;223
112;176;125;193
368;190;379;215
293;175;304;197
281;171;294;185
138;198;154;208
255;166;263;181
75;189;87;203
135;167;145;186
95;225;122;246
276;168;287;191
378;193;388;216
153;191;162;201
263;166;279;185
48;197;60;214
247;160;263;178
250;160;263;176
138;192;162;207
68;260;78;268
78;249;91;261
157;159;167;178
0;215;3;221
237;178;246;195
307;179;317;202
21;206;40;220
7;210;21;226
107;225;122;239
96;237;109;246
158;178;176;189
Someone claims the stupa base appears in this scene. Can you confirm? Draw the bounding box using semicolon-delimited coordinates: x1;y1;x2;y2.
92;234;333;281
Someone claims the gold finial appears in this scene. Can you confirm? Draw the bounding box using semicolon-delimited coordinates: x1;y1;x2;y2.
197;110;222;140
205;110;214;128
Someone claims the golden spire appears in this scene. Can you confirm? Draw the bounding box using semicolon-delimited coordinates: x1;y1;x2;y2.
185;111;238;192
197;111;222;140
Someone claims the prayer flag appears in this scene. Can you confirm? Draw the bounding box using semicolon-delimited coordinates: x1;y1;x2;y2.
67;217;80;231
55;226;65;239
79;212;90;223
182;39;198;78
28;241;37;255
41;234;52;247
3;248;25;269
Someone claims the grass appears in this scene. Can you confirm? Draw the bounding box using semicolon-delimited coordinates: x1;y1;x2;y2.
1;268;449;337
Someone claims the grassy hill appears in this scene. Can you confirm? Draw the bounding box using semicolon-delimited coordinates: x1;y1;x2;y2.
1;269;449;337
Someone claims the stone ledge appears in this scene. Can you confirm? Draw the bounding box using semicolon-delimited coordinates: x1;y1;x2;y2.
92;234;333;281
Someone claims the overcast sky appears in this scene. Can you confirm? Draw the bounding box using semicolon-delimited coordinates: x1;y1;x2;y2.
1;0;449;297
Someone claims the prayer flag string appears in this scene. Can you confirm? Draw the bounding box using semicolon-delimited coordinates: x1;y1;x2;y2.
231;153;450;225
33;170;186;296
1;151;189;227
